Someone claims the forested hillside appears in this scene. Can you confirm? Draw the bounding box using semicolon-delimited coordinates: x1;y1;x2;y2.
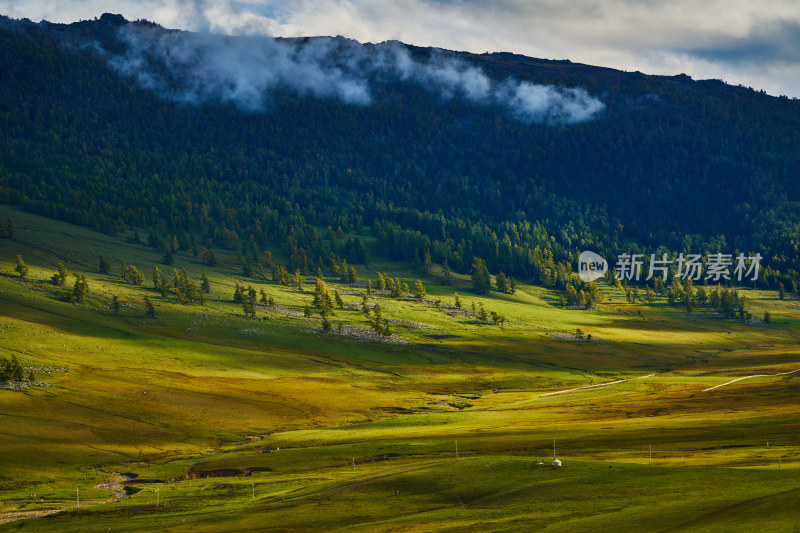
1;13;799;290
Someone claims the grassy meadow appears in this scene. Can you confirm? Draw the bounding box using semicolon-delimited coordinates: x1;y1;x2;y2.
0;205;798;531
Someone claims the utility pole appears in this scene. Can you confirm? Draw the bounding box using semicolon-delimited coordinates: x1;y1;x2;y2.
76;488;79;509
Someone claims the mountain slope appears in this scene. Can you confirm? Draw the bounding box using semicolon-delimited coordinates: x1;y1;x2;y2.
1;14;799;286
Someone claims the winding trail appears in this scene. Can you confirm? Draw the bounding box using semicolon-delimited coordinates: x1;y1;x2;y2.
541;373;655;397
702;368;800;392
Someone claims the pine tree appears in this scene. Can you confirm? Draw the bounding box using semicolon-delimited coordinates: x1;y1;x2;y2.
321;312;332;331
471;257;491;294
566;284;579;305
9;355;23;381
413;279;426;301
366;279;373;295
71;274;88;303
477;302;488;322
14;255;29;279
377;272;386;293
400;280;409;295
304;304;312;318
202;248;217;266
98;255;111;275
51;262;68;286
233;283;244;303
112;295;120;315
495;272;508;293
313;277;334;315
778;282;785;300
334;288;345;309
454;292;462;308
144;297;156;318
442;260;452;285
423;249;432;276
201;272;211;293
242;294;256;318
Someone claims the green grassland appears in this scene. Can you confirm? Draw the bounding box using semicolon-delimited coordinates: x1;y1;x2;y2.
1;205;799;531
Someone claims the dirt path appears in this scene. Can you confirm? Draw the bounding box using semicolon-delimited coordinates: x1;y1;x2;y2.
540;373;655;397
0;508;64;525
702;368;800;392
0;471;129;526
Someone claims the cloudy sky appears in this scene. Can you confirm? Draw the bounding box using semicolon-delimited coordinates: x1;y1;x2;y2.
2;0;799;97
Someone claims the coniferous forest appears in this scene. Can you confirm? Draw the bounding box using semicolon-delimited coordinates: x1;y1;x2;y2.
1;14;799;292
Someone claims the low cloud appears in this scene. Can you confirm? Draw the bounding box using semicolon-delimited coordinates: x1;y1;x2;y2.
106;25;605;124
3;0;796;97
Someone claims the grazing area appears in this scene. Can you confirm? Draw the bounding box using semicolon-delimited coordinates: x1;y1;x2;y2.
1;13;800;530
1;206;798;531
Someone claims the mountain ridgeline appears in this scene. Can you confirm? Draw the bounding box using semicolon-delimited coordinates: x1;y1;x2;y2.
1;13;799;290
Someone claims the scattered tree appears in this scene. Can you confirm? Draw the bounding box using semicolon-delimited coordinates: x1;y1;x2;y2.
14;255;29;279
51;262;68;286
413;279;426;301
71;274;88;303
471;257;491;294
98;255;111;275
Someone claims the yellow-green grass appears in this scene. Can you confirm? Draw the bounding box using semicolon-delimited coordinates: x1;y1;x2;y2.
3;458;798;532
1;205;799;530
